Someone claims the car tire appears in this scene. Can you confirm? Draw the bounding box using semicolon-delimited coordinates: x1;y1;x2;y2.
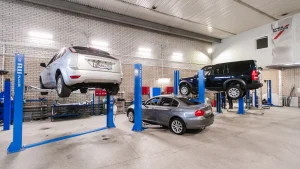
106;84;119;95
80;88;88;94
170;118;186;135
226;84;243;100
127;110;134;123
56;75;72;97
40;77;48;95
179;84;191;96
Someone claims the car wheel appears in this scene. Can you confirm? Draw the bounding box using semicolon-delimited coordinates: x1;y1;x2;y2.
106;84;119;95
80;88;88;94
226;85;243;100
40;77;48;95
179;84;191;96
170;118;186;135
56;75;72;97
127;110;134;123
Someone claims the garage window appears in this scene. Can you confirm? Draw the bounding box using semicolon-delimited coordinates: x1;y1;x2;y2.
256;36;268;49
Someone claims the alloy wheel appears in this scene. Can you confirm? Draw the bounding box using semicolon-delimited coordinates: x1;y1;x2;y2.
128;111;134;122
228;88;240;98
171;120;183;134
57;78;62;94
181;87;188;95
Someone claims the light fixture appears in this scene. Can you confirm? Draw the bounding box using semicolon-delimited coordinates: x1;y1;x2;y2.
207;48;213;54
294;62;300;65
91;40;109;47
157;78;170;84
138;47;152;53
284;63;293;66
172;52;183;57
28;31;53;39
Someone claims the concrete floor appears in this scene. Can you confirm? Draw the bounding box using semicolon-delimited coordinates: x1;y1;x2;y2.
1;107;300;169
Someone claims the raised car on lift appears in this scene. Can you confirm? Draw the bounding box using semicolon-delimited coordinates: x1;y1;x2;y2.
40;46;123;97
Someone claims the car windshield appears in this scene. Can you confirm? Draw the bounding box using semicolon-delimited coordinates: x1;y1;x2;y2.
177;98;200;105
72;46;117;60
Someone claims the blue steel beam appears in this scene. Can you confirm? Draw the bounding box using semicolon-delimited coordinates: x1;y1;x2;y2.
7;54;25;154
198;70;205;103
132;64;144;132
173;70;179;96
106;94;116;128
3;79;11;131
238;97;245;114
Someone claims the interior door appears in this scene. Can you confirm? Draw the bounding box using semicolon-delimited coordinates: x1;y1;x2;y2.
143;97;160;122
155;97;178;126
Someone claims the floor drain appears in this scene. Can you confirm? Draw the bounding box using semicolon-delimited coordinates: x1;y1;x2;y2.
102;138;110;140
40;127;50;130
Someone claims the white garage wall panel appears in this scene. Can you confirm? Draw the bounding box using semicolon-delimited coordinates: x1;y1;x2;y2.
0;0;212;102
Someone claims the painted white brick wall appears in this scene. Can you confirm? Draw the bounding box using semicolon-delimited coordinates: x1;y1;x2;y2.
0;0;211;102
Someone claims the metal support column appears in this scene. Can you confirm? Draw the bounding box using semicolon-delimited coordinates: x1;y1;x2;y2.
173;70;179;96
92;93;95;115
216;93;222;113
254;89;258;107
3;79;11;131
267;80;272;105
106;94;115;128
238;97;244;114
132;64;143;132
7;53;25;154
246;90;250;109
198;70;205;103
98;95;101;115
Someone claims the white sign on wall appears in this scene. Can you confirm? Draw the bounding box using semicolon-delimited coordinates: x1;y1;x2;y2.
271;17;293;65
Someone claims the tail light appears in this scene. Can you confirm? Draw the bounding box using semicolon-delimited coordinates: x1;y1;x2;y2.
252;70;259;81
69;47;77;53
70;75;81;79
195;110;205;117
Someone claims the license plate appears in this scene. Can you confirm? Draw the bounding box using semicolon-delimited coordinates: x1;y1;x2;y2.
86;59;113;70
94;62;112;70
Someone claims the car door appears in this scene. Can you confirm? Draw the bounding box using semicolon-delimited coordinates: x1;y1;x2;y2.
210;64;225;90
202;66;212;89
155;97;179;126
41;54;57;88
49;48;66;87
143;97;160;122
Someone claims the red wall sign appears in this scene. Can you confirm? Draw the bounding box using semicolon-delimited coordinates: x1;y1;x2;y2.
142;86;150;95
95;88;107;96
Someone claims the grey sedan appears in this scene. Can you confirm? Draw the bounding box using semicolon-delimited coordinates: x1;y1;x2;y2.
127;95;214;135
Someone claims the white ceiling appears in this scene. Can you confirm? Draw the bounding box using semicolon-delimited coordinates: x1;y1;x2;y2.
67;0;300;39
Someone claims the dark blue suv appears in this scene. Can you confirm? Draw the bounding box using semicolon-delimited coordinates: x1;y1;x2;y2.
179;60;263;100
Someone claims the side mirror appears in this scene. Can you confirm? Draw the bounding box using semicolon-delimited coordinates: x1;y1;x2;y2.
40;63;47;67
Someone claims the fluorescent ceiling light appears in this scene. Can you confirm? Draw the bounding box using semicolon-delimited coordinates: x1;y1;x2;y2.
172;52;183;57
139;47;151;53
284;63;293;66
157;78;170;84
29;31;53;39
91;40;109;47
138;51;151;57
207;48;213;54
294;62;300;64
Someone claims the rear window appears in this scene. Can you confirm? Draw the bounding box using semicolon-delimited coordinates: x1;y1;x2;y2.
228;61;254;73
177;98;200;105
72;46;117;60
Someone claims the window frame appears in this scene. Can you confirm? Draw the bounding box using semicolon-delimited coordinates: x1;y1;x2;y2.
256;36;268;49
145;97;160;106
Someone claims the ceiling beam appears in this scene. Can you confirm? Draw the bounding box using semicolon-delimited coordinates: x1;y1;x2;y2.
233;0;278;21
23;0;221;43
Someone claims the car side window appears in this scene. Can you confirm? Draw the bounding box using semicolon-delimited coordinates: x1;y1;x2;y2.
47;54;58;66
171;99;179;107
145;97;160;105
56;48;66;60
213;65;224;75
159;97;174;106
224;64;230;74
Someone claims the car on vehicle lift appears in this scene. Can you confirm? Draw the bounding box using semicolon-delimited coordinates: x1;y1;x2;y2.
179;60;262;100
40;46;123;97
127;95;214;135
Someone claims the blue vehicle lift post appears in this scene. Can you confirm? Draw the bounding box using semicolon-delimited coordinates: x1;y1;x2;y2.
7;53;116;154
132;64;144;132
238;97;245;114
173;70;179;96
198;70;205;103
266;80;273;106
3;79;11;131
216;93;222;113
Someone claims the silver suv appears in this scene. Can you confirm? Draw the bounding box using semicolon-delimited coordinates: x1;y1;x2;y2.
40;46;122;97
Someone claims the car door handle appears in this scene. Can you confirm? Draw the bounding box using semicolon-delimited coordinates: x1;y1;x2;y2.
155;108;170;111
